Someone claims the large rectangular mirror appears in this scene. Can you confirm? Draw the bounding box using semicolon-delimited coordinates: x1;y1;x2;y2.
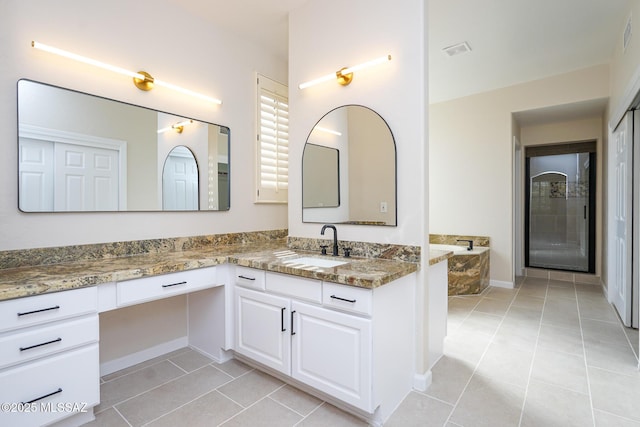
17;79;230;212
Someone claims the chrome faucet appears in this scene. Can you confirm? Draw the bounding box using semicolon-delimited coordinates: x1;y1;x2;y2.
456;239;473;251
320;224;339;256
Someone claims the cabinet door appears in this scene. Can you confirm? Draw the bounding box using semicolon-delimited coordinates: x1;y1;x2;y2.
235;287;290;375
291;301;373;411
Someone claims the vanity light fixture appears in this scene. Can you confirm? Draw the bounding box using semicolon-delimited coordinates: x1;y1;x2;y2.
313;126;342;136
157;120;194;134
31;41;222;105
298;54;392;89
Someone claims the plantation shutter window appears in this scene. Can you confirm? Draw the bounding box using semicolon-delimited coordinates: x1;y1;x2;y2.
256;74;288;203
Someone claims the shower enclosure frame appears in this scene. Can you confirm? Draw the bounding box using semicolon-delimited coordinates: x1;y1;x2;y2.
524;142;597;274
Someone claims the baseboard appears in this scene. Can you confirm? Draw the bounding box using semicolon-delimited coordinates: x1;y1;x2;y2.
413;370;433;391
190;344;234;364
100;336;188;376
490;279;514;289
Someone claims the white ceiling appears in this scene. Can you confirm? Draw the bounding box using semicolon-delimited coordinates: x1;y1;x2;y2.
173;0;631;107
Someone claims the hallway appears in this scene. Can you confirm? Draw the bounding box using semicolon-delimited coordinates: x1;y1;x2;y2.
386;276;640;426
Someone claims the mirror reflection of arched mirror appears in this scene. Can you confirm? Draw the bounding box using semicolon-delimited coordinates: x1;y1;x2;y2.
17;79;230;212
302;105;397;226
162;146;199;210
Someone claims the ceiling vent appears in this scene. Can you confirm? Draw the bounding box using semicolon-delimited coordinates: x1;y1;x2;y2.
442;41;472;57
624;14;632;52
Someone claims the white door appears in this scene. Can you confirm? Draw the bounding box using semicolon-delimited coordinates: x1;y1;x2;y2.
291;301;372;412
54;142;119;211
609;111;633;326
235;287;291;375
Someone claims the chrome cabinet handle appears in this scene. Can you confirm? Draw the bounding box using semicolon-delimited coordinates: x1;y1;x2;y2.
162;281;187;288
20;337;62;352
22;388;63;404
330;295;356;303
17;305;60;317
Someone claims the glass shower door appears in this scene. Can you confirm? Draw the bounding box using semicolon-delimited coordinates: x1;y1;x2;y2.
526;151;594;273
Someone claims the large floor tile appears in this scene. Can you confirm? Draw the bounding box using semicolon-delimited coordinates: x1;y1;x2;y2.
384;391;453;427
449;374;525;427
473;297;512;316
296;403;368;427
115;365;234;426
214;358;254;378
530;347;588;394
100;348;190;382
581;318;631;347
483;287;518;301
537;323;584;357
589;366;640;422
217;369;285;408
475;341;535;387
425;356;475;404
219;397;302;427
594;409;640;427
511;293;545;311
169;348;214;372
96;360;185;412
269;384;323;416
521;379;593;427
83;408;129;427
146;390;242;427
458;311;503;336
584;340;639;376
444;329;492;367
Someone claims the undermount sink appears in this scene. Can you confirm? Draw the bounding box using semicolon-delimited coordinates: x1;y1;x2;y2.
282;256;348;268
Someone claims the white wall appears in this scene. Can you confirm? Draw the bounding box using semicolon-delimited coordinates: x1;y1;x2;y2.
0;0;287;251
430;65;610;284
289;0;430;372
609;1;640;126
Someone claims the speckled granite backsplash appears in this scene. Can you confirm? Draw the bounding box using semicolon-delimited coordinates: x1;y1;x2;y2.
0;229;289;270
287;237;420;263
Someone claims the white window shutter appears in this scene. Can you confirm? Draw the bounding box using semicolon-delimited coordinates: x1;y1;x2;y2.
256;74;288;203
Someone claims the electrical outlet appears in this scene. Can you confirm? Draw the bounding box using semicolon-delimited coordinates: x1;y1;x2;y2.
380;202;388;213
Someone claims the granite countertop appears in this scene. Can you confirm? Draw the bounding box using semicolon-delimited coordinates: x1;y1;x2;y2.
0;241;419;302
428;249;454;266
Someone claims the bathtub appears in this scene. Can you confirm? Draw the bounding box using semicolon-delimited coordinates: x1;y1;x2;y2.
430;244;490;295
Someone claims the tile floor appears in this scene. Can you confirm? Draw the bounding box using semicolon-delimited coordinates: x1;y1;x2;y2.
85;276;640;426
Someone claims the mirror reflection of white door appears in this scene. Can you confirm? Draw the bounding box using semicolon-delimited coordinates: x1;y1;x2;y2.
19;138;54;211
162;146;199;210
54;142;119;211
609;111;633;326
19;139;119;211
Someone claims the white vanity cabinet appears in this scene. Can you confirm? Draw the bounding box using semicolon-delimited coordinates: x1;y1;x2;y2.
291;300;372;410
235;286;291;374
234;268;414;421
0;287;99;427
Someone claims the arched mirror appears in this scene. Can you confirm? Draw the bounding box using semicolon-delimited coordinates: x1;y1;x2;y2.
162;146;199;210
302;105;397;226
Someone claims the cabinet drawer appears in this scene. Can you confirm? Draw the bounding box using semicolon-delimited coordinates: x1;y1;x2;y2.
266;272;321;303
235;266;266;290
117;267;218;306
0;287;97;334
322;283;373;316
0;315;98;370
0;344;99;427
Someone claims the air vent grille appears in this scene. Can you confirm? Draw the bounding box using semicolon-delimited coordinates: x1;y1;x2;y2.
442;41;472;57
624;14;632;51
